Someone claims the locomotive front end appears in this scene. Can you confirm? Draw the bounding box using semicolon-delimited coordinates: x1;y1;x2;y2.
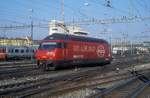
36;42;58;70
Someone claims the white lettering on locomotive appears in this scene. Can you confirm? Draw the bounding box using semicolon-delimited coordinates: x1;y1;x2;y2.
73;45;80;51
73;45;96;52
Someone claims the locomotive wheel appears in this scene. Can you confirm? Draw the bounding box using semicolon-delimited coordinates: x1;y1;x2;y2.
37;62;42;69
43;64;49;71
48;66;56;70
50;64;58;70
105;61;111;65
44;64;57;71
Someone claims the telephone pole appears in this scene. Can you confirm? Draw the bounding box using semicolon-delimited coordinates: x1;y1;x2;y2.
29;9;34;61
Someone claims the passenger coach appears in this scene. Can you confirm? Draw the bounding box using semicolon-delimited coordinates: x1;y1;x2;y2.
36;33;112;70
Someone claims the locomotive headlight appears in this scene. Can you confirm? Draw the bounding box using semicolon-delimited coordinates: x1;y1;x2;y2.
47;52;55;57
108;53;111;57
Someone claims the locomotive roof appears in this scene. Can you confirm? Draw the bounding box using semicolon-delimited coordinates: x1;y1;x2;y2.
44;33;108;43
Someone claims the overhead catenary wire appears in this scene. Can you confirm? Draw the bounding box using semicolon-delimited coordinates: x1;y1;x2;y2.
1;16;150;30
2;0;91;20
87;0;131;16
0;8;49;24
130;0;150;32
0;0;150;41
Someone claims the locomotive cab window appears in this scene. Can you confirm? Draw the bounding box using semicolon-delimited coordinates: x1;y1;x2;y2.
39;42;65;50
57;42;66;48
61;43;67;48
39;42;57;50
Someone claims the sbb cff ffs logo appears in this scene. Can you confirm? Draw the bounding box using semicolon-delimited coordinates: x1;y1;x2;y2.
97;45;105;57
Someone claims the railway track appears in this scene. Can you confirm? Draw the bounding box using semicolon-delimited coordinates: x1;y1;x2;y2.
0;54;149;80
0;55;150;97
0;63;41;79
0;60;35;66
0;61;37;79
0;62;150;98
0;66;103;97
89;71;150;98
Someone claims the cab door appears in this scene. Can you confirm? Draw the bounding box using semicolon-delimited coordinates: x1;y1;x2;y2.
61;42;68;60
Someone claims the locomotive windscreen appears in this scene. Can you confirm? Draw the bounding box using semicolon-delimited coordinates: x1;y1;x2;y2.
39;42;63;50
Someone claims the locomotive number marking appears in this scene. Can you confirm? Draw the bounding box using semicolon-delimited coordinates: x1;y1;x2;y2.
97;45;105;57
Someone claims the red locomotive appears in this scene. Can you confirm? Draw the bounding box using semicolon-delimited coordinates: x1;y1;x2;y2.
35;33;112;70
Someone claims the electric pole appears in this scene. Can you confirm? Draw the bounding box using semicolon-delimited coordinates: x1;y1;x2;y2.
31;20;33;44
61;0;64;21
29;9;34;44
29;9;34;61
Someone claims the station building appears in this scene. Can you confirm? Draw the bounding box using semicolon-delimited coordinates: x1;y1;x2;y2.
0;37;40;46
112;42;150;56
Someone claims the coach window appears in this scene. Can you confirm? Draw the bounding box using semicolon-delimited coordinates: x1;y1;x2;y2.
15;49;19;53
30;49;34;53
8;49;11;53
21;49;24;53
26;49;29;53
11;49;14;53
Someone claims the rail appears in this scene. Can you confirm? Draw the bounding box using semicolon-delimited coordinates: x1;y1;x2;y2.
88;71;150;98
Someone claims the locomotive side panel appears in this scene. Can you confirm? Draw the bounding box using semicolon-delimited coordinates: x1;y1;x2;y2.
64;41;111;65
